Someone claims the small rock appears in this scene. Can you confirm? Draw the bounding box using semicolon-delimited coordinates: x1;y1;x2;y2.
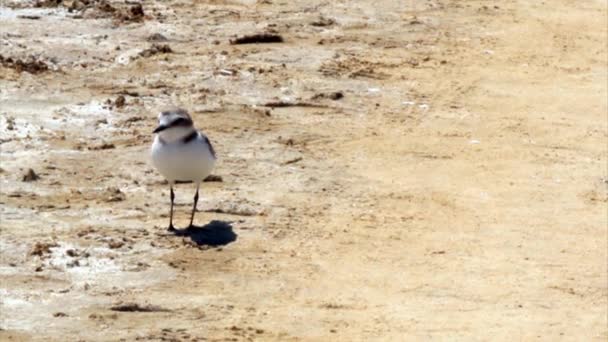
66;259;80;268
69;0;85;11
89;142;115;150
18;15;41;20
129;3;144;18
53;312;68;317
30;241;58;257
123;116;144;124
6;116;15;130
104;187;126;202
328;91;344;100
311;91;344;101
22;168;40;182
0;55;49;74
147;33;168;42
139;44;173;58
230;33;284;45
114;95;126;108
204;175;223;182
311;16;335;27
110;303;170;312
107;240;125;249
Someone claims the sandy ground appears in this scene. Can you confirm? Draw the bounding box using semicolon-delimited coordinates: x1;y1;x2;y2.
1;0;607;340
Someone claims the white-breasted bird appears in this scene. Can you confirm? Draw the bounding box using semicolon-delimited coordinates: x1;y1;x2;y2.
151;108;216;230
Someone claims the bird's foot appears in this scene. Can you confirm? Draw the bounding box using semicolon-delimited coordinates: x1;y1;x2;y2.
167;225;176;232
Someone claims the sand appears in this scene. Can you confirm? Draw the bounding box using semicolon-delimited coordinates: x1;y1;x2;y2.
1;0;606;340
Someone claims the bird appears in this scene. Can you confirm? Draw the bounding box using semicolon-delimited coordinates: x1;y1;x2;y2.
151;108;216;231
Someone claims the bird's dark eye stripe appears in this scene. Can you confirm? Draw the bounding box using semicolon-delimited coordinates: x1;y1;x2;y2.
170;117;191;126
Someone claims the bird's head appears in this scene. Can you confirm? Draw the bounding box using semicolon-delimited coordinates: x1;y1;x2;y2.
153;108;195;142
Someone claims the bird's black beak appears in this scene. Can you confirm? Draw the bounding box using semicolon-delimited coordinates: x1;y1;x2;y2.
153;124;168;133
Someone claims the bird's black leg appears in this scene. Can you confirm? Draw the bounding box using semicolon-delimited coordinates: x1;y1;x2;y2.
168;185;176;232
188;182;200;228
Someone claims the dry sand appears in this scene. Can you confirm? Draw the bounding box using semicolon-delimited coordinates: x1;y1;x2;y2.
1;0;607;340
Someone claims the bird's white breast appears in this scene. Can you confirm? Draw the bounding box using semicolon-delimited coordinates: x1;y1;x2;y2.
151;134;215;182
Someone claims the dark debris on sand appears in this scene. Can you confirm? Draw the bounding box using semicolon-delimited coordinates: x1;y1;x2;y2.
22;168;40;182
230;33;284;45
1;55;49;74
204;175;223;182
30;241;59;257
110;303;171;312
139;44;173;58
311;91;344;101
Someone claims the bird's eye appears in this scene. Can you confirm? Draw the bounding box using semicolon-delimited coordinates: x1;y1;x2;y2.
172;118;185;126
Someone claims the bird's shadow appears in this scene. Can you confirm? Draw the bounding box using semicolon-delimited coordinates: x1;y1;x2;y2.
170;220;237;247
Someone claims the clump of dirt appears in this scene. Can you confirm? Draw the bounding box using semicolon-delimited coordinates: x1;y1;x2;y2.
65;0;86;11
34;0;63;8
147;33;168;42
230;33;284;44
277;136;295;146
87;0;116;16
139;44;173;58
204;175;223;182
311;91;344;101
115;2;144;23
110;303;170;312
0;55;49;74
5;116;16;130
107;240;125;249
103;187;125;202
30;242;59;257
22;169;40;182
65;1;144;23
65;249;79;257
18;15;42;20
35;0;102;13
119;116;144;127
114;95;126;108
88;142;115;150
311;16;335;27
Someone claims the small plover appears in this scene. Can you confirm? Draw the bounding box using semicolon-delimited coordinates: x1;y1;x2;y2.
151;108;216;230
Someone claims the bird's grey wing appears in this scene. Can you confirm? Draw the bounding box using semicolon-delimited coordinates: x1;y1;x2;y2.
201;132;216;158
